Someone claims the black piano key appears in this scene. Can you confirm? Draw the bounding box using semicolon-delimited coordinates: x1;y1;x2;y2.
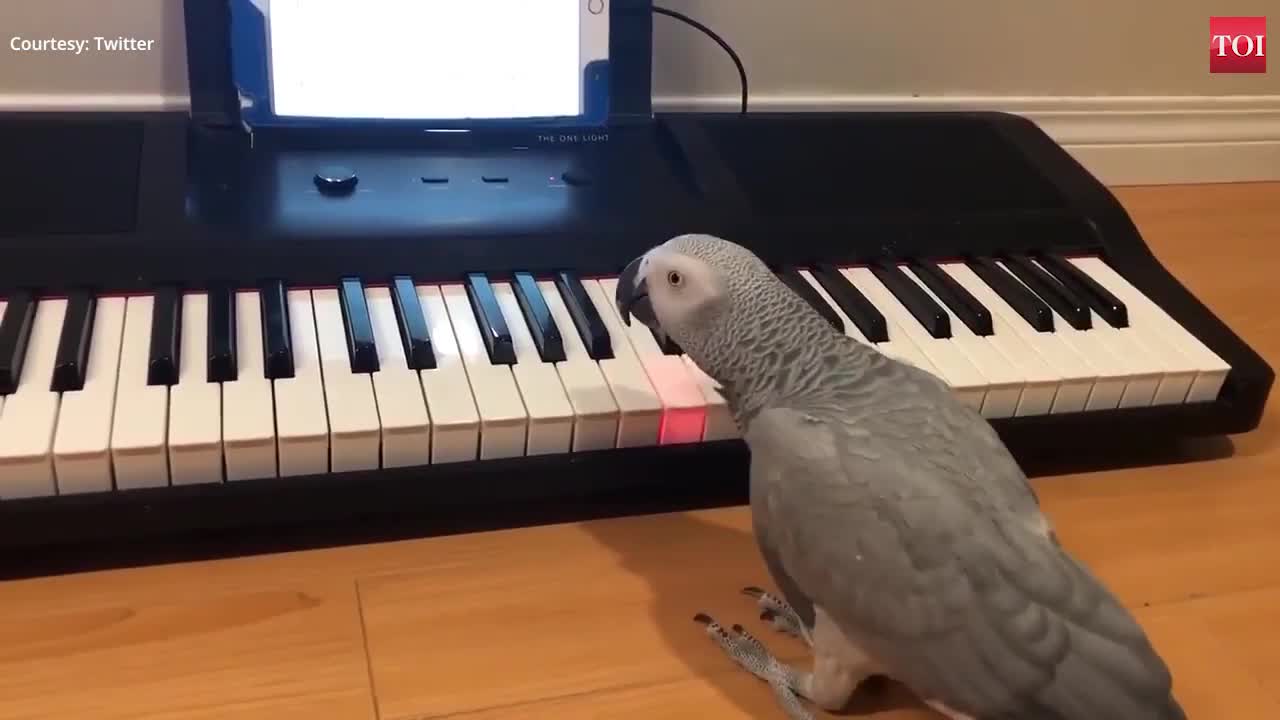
512;272;565;362
870;261;951;338
1001;255;1092;330
338;277;380;373
811;264;888;342
777;267;843;333
464;273;516;365
1035;253;1129;328
206;285;238;382
909;260;993;336
147;285;182;386
391;275;436;369
0;290;36;394
967;257;1054;332
555;270;612;359
50;289;96;392
259;280;295;379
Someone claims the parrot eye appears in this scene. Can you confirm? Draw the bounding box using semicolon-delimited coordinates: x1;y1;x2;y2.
667;270;683;287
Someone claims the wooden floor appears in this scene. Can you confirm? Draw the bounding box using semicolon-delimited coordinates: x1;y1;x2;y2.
2;182;1279;720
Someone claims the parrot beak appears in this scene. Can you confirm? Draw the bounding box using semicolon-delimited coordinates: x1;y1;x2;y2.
616;255;655;328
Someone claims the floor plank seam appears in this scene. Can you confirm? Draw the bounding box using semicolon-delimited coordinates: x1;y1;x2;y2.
355;579;384;720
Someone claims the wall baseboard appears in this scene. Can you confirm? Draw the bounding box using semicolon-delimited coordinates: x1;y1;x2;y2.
654;94;1280;186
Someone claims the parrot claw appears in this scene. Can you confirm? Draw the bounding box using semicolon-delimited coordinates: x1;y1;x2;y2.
693;610;817;720
742;585;812;647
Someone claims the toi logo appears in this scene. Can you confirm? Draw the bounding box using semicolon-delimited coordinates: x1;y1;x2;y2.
1210;16;1266;73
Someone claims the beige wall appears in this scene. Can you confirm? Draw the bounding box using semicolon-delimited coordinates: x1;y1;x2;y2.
0;0;1275;107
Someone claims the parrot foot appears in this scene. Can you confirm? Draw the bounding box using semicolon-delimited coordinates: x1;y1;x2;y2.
742;586;813;647
693;612;817;720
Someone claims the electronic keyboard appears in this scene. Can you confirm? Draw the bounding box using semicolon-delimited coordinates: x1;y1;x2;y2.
0;109;1271;577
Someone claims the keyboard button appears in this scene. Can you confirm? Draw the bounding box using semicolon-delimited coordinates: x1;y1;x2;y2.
147;285;182;386
221;290;278;480
260;280;295;379
464;273;516;366
51;296;126;493
580;280;664;447
539;280;628;450
968;257;1054;332
167;292;224;485
0;290;36;395
338;277;379;374
366;285;432;468
273;289;331;477
1002;255;1091;330
511;272;565;363
811;264;888;342
391;275;436;370
1036;253;1128;328
0;297;66;497
415;285;482;463
555;270;612;360
110;295;171;489
207;285;238;382
909;260;993;336
493;282;575;455
831;269;942;377
314;288;381;471
51;289;96;392
778;267;843;332
870;261;951;338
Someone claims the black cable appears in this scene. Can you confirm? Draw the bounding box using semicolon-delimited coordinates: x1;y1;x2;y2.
651;5;748;114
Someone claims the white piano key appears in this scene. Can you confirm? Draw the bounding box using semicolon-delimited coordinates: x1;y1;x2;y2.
274;290;331;477
110;295;170;489
51;296;126;494
681;356;738;441
842;267;988;411
1069;257;1230;403
900;266;1027;418
313;288;382;471
536;280;628;450
220;291;278;480
416;285;481;463
576;280;663;447
831;268;943;378
596;277;706;445
166;293;224;485
0;298;67;498
492;282;575;455
366;285;432;467
441;283;528;459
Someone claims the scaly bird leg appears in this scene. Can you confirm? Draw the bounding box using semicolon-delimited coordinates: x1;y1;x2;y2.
694;612;816;720
742;586;813;647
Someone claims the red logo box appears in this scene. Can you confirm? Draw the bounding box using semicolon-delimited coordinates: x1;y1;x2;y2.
1210;16;1266;73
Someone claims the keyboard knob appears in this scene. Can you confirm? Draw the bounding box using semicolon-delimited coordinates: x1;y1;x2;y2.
314;165;358;195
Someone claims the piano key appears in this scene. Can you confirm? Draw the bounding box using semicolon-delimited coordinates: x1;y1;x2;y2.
464;272;516;366
870;261;951;338
220;290;278;480
1001;255;1091;330
967;257;1054;332
338;277;379;374
415;285;482;462
555;270;612;360
273;289;331;477
314;288;381;471
50;289;96;392
206;285;238;382
801;270;939;379
0;297;66;497
811;264;888;342
681;355;738;441
945;263;1095;413
442;282;529;459
538;279;630;450
578;280;665;447
391;275;436;370
166;292;224;485
492;282;575;455
777;267;843;332
511;272;564;363
51;296;125;494
1036;253;1128;328
366;285;433;467
110;295;171;489
845;267;987;410
260;280;295;379
0;290;36;395
909;260;993;336
596;276;706;445
651;328;684;356
900;267;1027;418
1069;257;1230;403
146;285;182;386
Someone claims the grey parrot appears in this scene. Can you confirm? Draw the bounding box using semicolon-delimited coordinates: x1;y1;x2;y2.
614;233;1185;720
